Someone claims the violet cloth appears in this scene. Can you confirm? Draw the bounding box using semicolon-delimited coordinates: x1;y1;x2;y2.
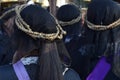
13;61;30;80
86;56;111;80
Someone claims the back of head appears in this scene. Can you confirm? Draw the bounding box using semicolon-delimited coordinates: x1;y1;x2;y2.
57;4;80;22
86;0;120;51
21;5;56;34
86;0;120;41
86;0;120;78
13;5;57;52
12;4;70;80
87;0;120;25
85;0;120;55
56;4;82;36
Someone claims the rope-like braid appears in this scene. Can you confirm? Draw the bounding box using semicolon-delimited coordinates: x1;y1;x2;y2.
15;4;66;41
58;14;81;26
86;19;120;31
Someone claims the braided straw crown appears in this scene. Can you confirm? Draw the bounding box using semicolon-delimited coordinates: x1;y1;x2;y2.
86;19;120;31
15;4;66;41
58;14;81;26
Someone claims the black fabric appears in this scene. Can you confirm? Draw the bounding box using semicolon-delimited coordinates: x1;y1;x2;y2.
0;33;14;65
82;0;120;79
64;33;89;80
56;4;82;37
0;64;81;80
56;4;84;79
0;65;18;80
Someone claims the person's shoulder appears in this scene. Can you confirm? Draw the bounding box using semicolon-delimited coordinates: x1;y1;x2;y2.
64;68;81;80
0;64;17;80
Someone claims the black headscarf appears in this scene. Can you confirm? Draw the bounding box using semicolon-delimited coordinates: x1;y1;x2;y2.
56;4;87;79
12;4;71;80
56;4;82;37
84;0;120;79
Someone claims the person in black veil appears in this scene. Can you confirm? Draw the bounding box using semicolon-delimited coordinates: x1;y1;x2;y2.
0;4;81;80
56;4;86;79
83;0;120;79
0;0;36;66
0;7;16;65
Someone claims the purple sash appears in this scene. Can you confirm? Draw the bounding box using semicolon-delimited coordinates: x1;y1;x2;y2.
86;56;111;80
13;61;30;80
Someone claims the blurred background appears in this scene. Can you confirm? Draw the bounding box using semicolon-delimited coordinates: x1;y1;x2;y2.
0;0;90;9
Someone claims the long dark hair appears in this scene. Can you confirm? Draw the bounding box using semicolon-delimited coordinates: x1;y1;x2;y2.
0;6;16;65
12;5;71;80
